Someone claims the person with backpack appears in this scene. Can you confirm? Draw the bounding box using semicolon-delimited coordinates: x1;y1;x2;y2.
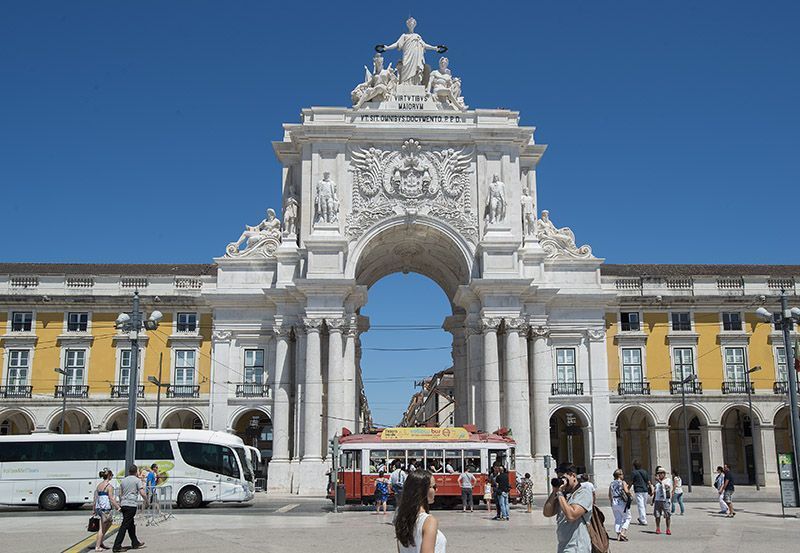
543;462;594;553
630;460;653;525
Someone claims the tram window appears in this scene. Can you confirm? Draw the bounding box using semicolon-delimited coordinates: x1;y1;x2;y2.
508;448;516;470
388;449;405;470
463;450;481;473
407;450;423;471
444;450;462;473
489;449;507;469
342;450;359;470
369;450;388;474
425;449;444;473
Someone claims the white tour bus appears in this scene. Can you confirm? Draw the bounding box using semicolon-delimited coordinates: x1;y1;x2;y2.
0;429;255;510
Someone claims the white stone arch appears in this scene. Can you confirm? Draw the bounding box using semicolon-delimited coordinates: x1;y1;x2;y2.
549;403;592;427
228;405;272;432
0;407;37;434
612;402;660;427
100;407;150;431
718;402;765;425
665;402;712;426
45;406;96;432
770;402;791;425
160;406;206;429
345;214;475;299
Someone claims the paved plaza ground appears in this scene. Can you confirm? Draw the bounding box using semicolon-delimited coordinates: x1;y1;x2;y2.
1;489;798;552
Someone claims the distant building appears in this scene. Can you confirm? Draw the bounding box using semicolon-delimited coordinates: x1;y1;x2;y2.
401;369;455;428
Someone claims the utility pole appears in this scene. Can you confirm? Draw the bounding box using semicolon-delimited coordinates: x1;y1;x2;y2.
745;366;762;490
779;295;800;498
124;292;141;468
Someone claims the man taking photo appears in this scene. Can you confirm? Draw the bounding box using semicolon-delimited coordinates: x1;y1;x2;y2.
543;462;593;553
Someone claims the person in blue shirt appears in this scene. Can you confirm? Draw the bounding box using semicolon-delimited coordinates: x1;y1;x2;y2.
146;463;159;502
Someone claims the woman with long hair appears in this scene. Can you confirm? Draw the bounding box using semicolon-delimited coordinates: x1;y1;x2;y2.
93;468;120;551
395;470;446;553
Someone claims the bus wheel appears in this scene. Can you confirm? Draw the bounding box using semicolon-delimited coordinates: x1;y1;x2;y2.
39;488;66;511
177;486;202;509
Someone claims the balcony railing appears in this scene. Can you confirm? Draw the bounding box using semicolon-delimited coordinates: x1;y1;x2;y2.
235;383;271;398
166;384;200;398
54;385;89;398
721;381;755;395
669;380;703;395
0;385;32;398
617;381;651;396
773;381;800;395
551;382;584;396
110;384;145;398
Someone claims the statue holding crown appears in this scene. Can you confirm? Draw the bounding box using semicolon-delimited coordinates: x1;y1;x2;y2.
377;17;446;85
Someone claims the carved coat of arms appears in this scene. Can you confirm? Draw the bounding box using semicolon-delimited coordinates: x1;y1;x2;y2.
346;139;477;241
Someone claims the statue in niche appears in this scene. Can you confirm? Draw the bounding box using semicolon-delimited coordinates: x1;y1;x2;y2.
428;57;467;111
226;208;282;256
485;174;507;225
534;209;593;259
377;17;446;85
520;185;535;235
283;183;299;236
314;171;339;224
351;52;398;109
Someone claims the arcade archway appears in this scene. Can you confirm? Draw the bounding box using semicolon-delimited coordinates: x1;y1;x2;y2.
550;408;589;473
104;409;147;431
721;406;759;485
615;406;655;476
668;407;707;485
48;409;92;434
161;408;203;429
0;409;35;435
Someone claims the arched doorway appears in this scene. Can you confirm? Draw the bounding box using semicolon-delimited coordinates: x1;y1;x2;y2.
48;409;92;434
233;409;273;481
668;407;706;486
615;407;655;476
161;409;203;429
550;408;588;474
774;407;792;456
0;409;35;435
105;410;147;431
721;406;758;485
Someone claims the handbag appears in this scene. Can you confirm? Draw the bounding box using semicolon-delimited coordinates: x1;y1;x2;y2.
87;515;100;532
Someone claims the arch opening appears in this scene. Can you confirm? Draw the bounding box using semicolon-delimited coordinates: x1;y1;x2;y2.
49;409;92;434
105;410;147;432
161;409;203;430
668;407;707;486
0;409;35;435
550;408;589;474
720;406;758;485
232;409;273;481
615;406;656;476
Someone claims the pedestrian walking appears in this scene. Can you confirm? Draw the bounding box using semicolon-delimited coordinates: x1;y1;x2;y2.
374;469;390;515
652;468;672;535
517;472;534;513
395;469;447;553
458;465;476;512
543;462;593;553
670;469;684;515
579;474;596;504
93;468;120;552
630;460;652;525
714;466;727;513
494;466;511;521
608;469;632;542
112;464;149;552
720;463;736;517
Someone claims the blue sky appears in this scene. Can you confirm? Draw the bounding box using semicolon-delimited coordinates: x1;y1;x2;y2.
2;2;798;424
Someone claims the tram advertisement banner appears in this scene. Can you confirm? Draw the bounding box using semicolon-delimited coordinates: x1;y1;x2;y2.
381;427;470;441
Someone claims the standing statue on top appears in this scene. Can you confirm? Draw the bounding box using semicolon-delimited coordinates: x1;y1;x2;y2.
377;17;446;85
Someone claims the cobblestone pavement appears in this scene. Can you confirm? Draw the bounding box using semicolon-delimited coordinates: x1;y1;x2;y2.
2;492;798;552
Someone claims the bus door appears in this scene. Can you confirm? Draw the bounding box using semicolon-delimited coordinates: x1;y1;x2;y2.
218;446;242;500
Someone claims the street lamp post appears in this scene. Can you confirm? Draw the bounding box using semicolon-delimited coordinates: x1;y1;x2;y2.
54;367;67;434
745;365;762;490
680;373;696;493
115;291;162;468
757;295;800;500
147;352;166;429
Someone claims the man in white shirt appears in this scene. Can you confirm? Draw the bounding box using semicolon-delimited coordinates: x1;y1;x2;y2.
390;463;407;522
652;468;672;535
459;466;477;512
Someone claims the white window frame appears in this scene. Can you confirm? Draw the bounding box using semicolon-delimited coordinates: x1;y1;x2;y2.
618;311;642;333
720;311;744;333
243;349;265;384
670;311;693;332
8;310;35;333
775;346;788;382
64;311;91;333
723;346;747;383
671;346;696;381
116;347;143;386
62;347;88;386
620;347;644;383
555;347;577;383
5;349;32;386
173;348;198;386
175;312;198;334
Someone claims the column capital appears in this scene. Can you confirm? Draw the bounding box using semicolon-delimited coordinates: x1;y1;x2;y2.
586;328;606;342
272;324;293;338
530;325;550;338
212;329;232;341
504;317;527;334
326;318;345;333
481;317;501;331
303;318;324;332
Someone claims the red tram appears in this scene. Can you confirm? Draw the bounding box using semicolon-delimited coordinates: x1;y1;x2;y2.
329;427;518;507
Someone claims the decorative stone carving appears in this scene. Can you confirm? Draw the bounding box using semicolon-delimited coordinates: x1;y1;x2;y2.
314;172;339;225
326;318;345;332
273;324;293;338
303;318;324;332
378;17;445;85
504;317;526;333
212;330;232;341
283;183;299;236
530;325;549;338
484;175;507;225
352;53;398;109
481;317;501;331
347;139;476;242
587;328;605;341
225;208;282;258
534;210;594;260
428;57;467;111
521;185;535;236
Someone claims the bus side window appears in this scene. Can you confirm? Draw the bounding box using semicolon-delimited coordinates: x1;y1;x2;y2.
464;450;481;473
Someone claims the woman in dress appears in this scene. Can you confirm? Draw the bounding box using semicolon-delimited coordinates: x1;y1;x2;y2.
395;470;446;553
608;469;632;542
671;469;685;515
93;468;120;551
517;472;534;513
374;469;390;515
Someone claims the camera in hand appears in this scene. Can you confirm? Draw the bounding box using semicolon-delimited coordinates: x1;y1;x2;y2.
551;477;567;488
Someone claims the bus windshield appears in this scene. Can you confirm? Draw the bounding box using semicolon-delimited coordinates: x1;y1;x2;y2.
235;447;254;482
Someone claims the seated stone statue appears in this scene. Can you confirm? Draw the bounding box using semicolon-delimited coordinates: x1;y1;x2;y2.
534;210;593;259
427;57;467;111
226;208;282;257
352;53;398;109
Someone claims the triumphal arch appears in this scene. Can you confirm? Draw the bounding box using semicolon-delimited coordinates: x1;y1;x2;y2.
211;18;614;493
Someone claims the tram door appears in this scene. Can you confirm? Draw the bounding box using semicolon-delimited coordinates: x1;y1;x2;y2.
341;450;361;501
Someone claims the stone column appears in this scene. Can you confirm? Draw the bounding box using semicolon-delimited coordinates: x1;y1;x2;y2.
444;315;467;426
649;424;672;470
343;318;358;431
701;424;724;486
326;318;345;445
302;318;323;461
504;318;533;472
466;322;483;427
482;318;501;433
208;330;232;432
760;424;779;487
268;324;292;492
587;328;616;489
293;326;307;462
530;326;551;460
